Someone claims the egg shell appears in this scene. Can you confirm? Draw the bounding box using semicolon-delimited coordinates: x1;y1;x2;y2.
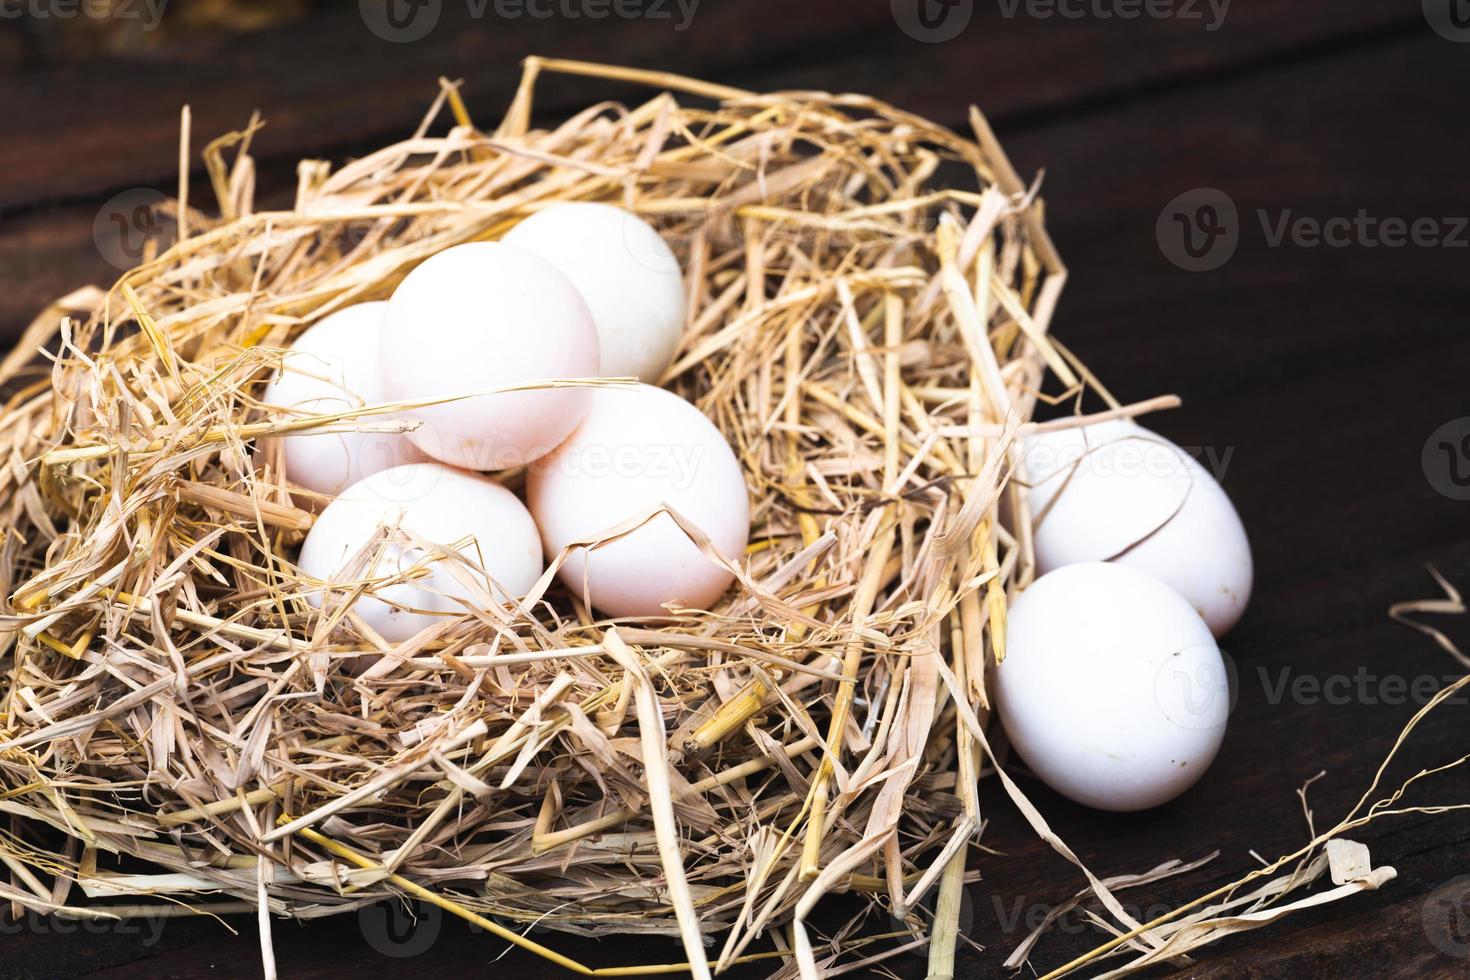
296;463;543;642
1022;418;1252;636
503;202;687;383
259;302;423;496
378;243;600;470
994;562;1230;812
526;384;749;618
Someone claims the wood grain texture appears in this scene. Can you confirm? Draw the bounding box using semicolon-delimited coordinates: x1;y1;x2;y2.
950;26;1470;978
0;0;1410;212
0;0;1419;358
3;3;1468;978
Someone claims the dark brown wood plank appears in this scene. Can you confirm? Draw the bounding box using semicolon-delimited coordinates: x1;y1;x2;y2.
0;2;1425;351
949;26;1470;979
0;0;1411;211
0;2;1419;346
1161;893;1470;979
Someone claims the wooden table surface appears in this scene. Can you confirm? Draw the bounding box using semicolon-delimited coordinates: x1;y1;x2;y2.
4;2;1469;977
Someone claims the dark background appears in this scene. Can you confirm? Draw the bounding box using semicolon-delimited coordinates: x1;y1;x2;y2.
3;1;1469;977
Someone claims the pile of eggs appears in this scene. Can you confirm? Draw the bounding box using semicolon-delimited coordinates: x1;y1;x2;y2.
995;420;1252;811
261;202;1252;815
261;202;749;642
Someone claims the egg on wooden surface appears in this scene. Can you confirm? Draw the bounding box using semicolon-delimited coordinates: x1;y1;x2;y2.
503;202;687;383
1022;417;1252;637
994;562;1230;812
526;384;749;618
259;302;423;497
296;462;543;642
378;243;600;470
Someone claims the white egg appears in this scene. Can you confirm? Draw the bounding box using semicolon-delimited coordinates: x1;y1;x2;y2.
1022;418;1252;637
526;384;749;618
378;243;600;470
995;562;1230;812
503;202;687;383
296;463;543;642
259;302;423;496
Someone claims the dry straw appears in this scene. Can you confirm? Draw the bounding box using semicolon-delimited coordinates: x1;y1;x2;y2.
0;57;1460;979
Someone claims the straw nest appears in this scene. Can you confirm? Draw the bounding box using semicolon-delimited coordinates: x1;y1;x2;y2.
0;57;1170;976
